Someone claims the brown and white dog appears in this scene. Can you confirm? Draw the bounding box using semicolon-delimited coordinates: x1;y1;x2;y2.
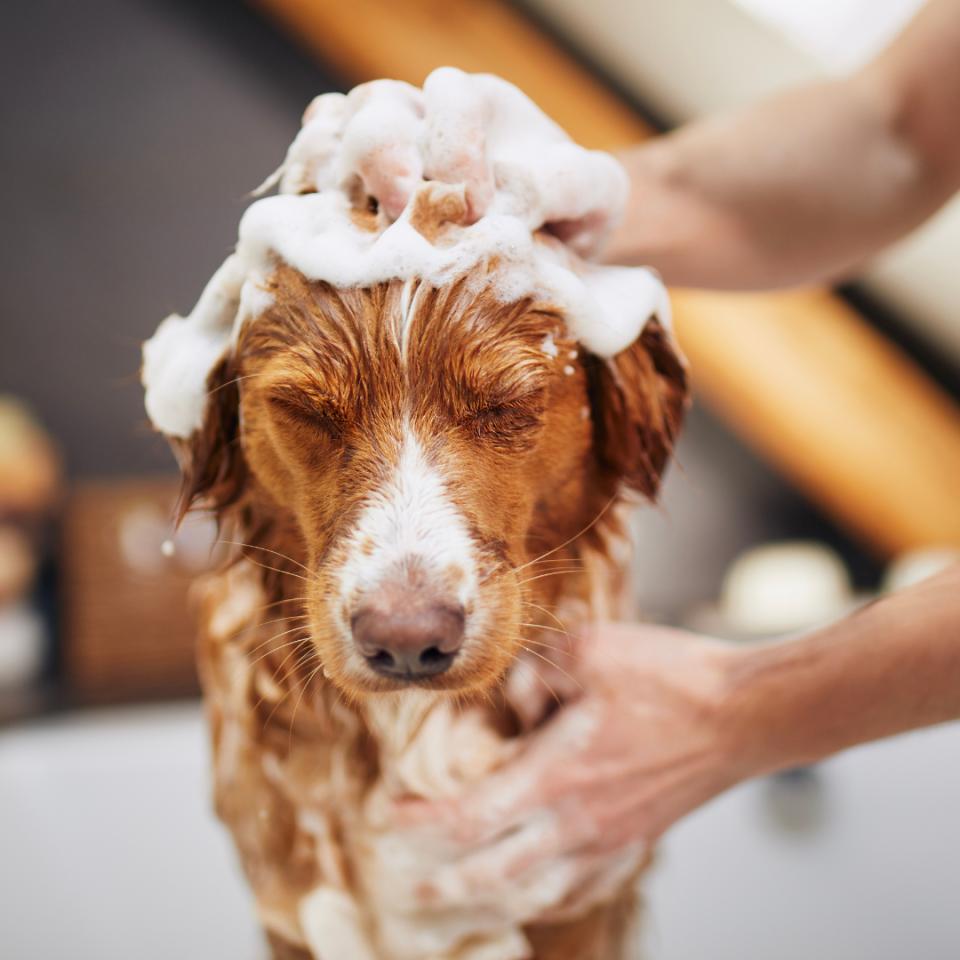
146;76;687;960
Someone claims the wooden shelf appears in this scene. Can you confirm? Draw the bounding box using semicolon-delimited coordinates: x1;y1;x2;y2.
254;0;960;556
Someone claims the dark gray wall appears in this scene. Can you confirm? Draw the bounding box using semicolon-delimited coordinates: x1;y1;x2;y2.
1;0;338;477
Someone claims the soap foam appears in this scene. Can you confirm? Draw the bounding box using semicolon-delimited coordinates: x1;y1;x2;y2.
143;67;670;442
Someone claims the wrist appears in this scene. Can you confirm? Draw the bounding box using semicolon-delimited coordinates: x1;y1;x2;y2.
667;640;774;804
714;638;823;782
603;141;696;270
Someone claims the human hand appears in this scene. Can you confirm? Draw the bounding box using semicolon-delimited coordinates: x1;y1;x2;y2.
390;623;747;922
282;67;628;257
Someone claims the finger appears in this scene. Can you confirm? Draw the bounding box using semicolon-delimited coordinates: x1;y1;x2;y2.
424;809;567;909
575;620;707;689
278;92;349;194
422;832;646;925
390;756;540;848
421;67;495;222
546;209;612;257
429;71;625;254
496;143;629;257
339;80;424;219
535;841;648;924
301;92;337;126
392;698;602;847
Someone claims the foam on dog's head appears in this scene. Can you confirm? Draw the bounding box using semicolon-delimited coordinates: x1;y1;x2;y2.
142;68;670;439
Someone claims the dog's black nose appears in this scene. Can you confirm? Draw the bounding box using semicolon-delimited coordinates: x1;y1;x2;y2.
351;603;465;679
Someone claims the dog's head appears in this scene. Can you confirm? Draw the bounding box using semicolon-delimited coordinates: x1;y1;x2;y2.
169;237;686;700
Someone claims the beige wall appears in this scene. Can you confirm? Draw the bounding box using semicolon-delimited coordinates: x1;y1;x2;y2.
525;0;960;363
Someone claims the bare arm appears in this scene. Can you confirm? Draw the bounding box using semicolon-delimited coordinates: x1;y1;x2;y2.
729;562;960;777
605;0;960;288
394;565;960;919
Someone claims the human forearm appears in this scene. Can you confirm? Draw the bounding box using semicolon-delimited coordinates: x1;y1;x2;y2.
606;77;932;288
605;0;960;289
723;564;960;778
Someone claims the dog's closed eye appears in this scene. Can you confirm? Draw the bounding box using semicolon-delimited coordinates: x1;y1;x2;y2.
457;389;546;449
267;388;346;441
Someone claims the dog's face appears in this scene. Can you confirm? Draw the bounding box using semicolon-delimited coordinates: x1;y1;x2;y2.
176;262;685;700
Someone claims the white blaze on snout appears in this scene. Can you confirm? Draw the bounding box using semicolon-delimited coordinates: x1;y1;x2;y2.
338;430;478;621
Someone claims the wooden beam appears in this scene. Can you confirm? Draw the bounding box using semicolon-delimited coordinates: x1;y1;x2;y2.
674;287;960;553
254;0;960;556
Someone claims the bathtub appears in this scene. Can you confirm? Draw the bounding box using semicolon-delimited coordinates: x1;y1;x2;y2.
1;702;958;959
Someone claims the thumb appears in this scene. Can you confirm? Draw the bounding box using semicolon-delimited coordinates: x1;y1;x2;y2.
574;620;701;685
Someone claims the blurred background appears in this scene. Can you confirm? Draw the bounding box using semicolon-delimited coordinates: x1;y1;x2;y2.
1;1;958;958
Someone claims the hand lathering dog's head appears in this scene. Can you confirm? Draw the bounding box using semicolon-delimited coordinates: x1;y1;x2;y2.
168;255;686;702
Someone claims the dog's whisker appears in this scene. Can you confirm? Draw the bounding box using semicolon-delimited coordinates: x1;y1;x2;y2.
478;686;499;714
516;635;563;654
522;562;586;572
519;620;573;637
241;597;311;622
246;627;309;661
527;558;588;565
516;640;584;695
232;608;306;644
288;657;325;750
239;554;314;584
267;637;316;684
477;561;507;587
521;600;569;631
514;496;616;574
516;642;564;707
259;687;292;732
254;612;311;631
244;619;312;654
246;633;312;671
251;638;314;730
206;371;267;398
241;612;311;641
233;605;310;645
219;539;313;576
259;645;317;730
252;681;286;726
247;645;311;683
518;569;587;585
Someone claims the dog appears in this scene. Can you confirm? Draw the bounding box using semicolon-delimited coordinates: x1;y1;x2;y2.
144;72;687;960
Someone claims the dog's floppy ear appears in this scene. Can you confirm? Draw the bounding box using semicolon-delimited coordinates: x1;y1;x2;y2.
170;353;246;524
588;318;688;500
